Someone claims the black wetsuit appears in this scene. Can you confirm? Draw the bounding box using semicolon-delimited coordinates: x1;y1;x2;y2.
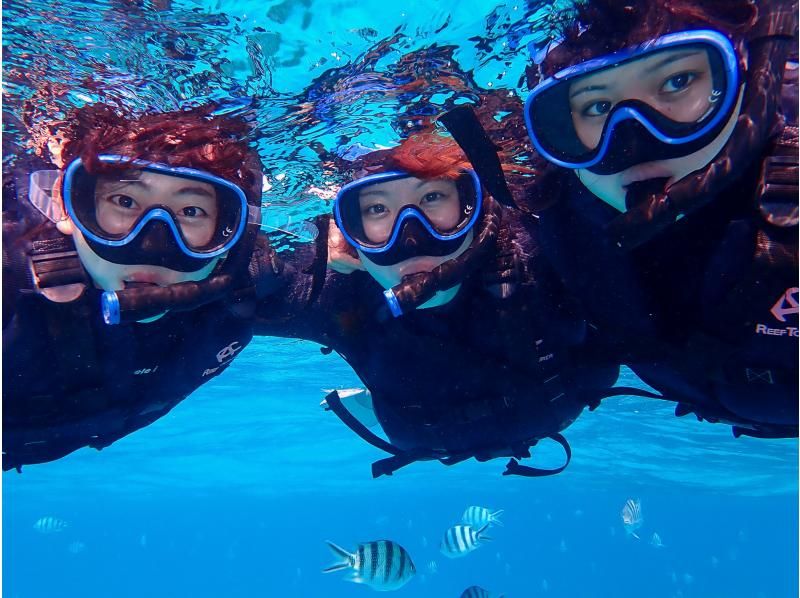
536;105;799;438
2;176;255;471
255;210;620;474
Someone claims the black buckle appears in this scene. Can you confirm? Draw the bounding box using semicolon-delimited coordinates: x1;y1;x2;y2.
757;153;799;227
29;248;89;303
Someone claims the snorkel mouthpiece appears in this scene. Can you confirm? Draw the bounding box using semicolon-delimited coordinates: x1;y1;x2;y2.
383;289;404;318
100;274;234;325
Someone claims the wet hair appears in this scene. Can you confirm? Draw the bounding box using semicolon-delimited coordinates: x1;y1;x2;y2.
345;119;536;194
539;0;757;79
57;103;262;203
346;133;472;181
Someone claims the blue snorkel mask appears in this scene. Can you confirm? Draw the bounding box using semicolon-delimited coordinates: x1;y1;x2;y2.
525;30;742;175
63;155;261;272
333;169;483;267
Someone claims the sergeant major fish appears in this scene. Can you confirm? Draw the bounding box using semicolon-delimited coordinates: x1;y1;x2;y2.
440;524;490;558
460;585;505;598
621;498;643;539
33;516;68;533
323;539;415;591
462;506;504;528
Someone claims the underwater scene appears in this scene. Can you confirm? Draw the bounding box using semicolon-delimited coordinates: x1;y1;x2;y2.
3;0;798;597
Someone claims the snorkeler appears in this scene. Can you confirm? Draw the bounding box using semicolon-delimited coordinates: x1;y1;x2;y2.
2;104;272;470
254;127;622;478
523;0;798;437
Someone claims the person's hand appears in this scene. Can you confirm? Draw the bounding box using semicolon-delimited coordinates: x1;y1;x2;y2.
327;219;365;274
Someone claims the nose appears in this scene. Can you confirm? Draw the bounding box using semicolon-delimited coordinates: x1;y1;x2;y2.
136;220;174;255
402;236;418;249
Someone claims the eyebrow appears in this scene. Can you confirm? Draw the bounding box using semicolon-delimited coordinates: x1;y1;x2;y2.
100;179;216;199
359;188;389;199
649;50;702;71
568;50;703;100
569;83;610;100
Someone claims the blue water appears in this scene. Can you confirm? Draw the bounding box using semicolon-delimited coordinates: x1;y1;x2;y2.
5;341;798;597
3;1;799;596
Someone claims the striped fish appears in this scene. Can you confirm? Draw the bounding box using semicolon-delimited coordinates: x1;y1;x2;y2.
33;516;68;533
460;585;505;598
440;524;490;558
621;498;643;539
462;506;504;528
323;539;415;590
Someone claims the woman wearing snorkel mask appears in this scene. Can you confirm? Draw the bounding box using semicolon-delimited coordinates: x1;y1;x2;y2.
523;0;798;438
3;103;268;470
255;127;623;478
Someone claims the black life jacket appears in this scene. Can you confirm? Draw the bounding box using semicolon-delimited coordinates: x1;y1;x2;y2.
260;212;649;478
1;176;280;471
536;63;799;440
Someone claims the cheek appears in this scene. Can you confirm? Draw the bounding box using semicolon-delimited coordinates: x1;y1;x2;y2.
663;80;714;122
95;203;134;235
363;219;392;244
572;115;603;150
437;199;462;229
182;222;216;247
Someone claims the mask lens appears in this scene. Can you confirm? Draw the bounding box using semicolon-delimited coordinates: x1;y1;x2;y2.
335;171;480;250
64;157;247;256
527;34;736;167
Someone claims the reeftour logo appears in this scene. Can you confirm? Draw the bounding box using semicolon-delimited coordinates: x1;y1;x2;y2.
755;287;799;338
770;287;799;322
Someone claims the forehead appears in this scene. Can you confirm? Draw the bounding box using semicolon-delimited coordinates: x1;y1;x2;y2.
568;47;709;92
96;170;217;196
358;176;455;197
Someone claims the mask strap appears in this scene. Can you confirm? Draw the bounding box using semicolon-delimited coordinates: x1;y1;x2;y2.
28;170;64;223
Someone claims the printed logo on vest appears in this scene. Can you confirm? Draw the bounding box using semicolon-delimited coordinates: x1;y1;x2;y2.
755;288;800;338
134;365;159;375
216;340;243;364
770;287;799;322
745;368;775;384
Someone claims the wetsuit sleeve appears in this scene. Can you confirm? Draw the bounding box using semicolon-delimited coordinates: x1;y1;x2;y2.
251;215;344;344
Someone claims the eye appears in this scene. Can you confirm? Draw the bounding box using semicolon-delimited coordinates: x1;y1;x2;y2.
661;72;696;93
421;191;446;203
581;100;613;118
180;206;209;218
363;204;387;217
109;194;137;209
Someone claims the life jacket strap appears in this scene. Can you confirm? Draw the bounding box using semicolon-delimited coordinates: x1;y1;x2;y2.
322;390;405;458
757;131;799;228
502;433;571;477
